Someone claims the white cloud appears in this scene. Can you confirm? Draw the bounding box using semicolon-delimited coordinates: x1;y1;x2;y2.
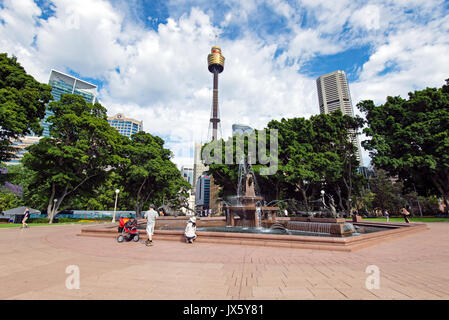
350;5;381;31
1;0;448;169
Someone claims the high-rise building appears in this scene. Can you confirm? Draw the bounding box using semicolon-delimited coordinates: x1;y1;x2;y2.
316;70;363;165
180;165;194;186
6;70;98;164
193;142;208;192
107;113;143;138
232;124;253;135
42;70;98;137
195;173;210;210
5;136;41;165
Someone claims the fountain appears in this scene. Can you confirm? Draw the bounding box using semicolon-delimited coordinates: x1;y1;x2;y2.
224;157;279;228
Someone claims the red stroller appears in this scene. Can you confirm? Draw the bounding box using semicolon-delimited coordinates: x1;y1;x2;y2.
117;217;140;243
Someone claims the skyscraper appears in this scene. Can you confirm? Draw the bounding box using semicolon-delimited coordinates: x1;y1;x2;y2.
232;124;253;135
43;70;98;137
316;70;363;165
193;142;208;192
7;70;98;165
195;173;210;211
180;165;194;186
107;113;143;138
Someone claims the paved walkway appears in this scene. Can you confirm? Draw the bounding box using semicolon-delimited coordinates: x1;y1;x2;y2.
1;222;449;300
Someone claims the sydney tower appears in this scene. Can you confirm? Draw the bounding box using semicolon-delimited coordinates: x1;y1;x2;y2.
207;46;225;141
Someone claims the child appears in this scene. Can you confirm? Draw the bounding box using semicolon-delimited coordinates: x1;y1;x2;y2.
185;216;197;244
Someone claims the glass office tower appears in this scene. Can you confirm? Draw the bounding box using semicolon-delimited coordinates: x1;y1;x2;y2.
42;70;98;137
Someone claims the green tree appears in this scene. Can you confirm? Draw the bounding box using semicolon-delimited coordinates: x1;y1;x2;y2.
0;53;52;162
22;94;128;223
368;168;406;215
206;112;364;214
358;79;449;212
120;131;190;217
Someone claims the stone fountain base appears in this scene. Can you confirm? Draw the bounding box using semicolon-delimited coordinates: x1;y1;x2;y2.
263;217;354;236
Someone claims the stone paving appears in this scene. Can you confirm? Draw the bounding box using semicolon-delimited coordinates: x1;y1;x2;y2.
1;222;449;300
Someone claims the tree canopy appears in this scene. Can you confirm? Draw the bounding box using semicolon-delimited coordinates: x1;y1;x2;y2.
358;79;449;210
0;53;52;162
206;111;365;214
22;94;128;222
119;131;190;217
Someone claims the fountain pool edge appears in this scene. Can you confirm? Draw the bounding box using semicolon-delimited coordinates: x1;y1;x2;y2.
78;221;428;252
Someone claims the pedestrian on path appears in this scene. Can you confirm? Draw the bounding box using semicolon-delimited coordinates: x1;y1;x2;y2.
143;204;159;246
184;216;197;244
21;208;30;229
384;209;390;222
400;207;410;223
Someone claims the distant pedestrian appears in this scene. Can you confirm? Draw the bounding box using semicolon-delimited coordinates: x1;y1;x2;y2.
400;207;410;223
384;209;390;222
284;209;288;217
21;208;30;229
143;205;159;246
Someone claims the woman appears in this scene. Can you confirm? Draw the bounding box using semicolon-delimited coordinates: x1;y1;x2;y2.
400;207;410;223
185;216;197;244
22;208;30;229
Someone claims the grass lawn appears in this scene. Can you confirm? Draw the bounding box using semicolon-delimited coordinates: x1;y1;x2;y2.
0;221;110;229
352;217;449;223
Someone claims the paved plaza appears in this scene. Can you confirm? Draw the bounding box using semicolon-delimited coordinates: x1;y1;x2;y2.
1;222;449;300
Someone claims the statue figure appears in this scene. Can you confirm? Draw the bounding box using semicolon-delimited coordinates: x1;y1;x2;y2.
245;173;256;196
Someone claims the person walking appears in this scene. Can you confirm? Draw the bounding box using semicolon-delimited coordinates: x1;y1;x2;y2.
21;208;30;229
184;216;197;244
384;209;390;222
400;207;410;223
143;205;159;246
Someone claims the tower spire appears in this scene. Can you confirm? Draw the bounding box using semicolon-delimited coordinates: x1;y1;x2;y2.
207;46;225;141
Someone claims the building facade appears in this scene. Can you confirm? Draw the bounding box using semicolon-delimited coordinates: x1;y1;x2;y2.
107;113;143;138
5;136;41;165
232;123;253;135
195;173;210;211
43;70;98;137
316;70;363;165
180;165;194;186
192;142;208;192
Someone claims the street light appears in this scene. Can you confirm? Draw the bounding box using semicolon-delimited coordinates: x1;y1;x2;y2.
53;198;57;215
112;189;120;223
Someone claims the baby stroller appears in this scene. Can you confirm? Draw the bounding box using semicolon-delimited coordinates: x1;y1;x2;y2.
117;217;140;243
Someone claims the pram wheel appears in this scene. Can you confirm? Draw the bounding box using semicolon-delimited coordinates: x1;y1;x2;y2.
117;235;124;243
132;234;140;242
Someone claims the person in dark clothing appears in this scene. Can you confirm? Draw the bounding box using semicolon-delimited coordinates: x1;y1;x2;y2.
400;207;410;223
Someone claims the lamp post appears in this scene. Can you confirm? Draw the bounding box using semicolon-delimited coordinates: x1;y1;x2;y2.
50;198;57;224
112;189;120;223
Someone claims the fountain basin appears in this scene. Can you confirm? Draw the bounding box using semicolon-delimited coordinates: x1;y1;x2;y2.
78;217;429;252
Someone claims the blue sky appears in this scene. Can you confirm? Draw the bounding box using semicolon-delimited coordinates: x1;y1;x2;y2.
1;0;449;167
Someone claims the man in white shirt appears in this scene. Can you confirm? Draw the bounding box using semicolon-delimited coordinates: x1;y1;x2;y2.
143;204;159;246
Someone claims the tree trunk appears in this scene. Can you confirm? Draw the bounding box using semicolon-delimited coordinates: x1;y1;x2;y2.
335;185;345;212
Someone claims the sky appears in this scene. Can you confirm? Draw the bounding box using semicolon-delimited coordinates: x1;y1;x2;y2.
1;0;449;168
